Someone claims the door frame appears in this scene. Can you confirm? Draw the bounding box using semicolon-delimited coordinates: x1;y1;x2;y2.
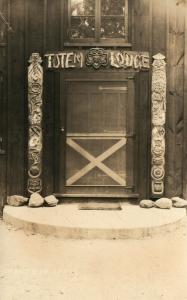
54;69;151;200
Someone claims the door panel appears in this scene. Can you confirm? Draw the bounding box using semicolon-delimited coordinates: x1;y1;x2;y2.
66;137;126;186
59;74;138;198
66;82;127;134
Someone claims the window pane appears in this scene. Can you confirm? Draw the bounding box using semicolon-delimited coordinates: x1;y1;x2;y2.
101;17;127;39
69;17;95;39
68;0;129;42
71;0;95;16
69;0;95;39
101;0;126;16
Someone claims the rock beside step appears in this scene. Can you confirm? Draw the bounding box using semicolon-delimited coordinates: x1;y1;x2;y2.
7;195;29;207
28;193;44;207
155;198;172;209
139;200;155;208
171;197;187;208
44;195;59;207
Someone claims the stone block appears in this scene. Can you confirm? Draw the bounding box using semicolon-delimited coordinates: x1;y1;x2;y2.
171;197;187;208
139;200;155;208
7;195;28;207
155;198;172;209
29;193;44;207
44;195;59;207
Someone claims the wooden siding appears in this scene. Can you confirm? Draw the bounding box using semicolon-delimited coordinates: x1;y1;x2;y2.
7;0;26;198
165;0;185;197
1;0;187;208
0;0;8;213
183;3;187;199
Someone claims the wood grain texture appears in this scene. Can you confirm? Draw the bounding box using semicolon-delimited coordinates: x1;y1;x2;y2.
183;2;187;199
0;64;7;211
133;0;150;51
133;0;151;199
152;0;167;55
136;72;150;199
7;0;26;196
165;0;185;197
0;0;8;212
26;0;44;55
42;0;61;196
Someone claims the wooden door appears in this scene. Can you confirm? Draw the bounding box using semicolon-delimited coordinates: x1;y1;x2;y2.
59;72;139;199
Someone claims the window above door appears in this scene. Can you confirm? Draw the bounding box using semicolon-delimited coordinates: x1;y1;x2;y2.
63;0;132;47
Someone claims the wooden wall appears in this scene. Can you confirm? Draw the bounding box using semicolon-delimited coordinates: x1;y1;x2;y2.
1;0;187;209
0;0;8;213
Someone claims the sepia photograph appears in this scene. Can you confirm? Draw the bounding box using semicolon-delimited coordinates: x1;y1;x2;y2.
0;0;187;299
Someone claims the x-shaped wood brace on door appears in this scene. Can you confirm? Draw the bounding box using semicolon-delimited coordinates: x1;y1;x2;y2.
66;138;127;186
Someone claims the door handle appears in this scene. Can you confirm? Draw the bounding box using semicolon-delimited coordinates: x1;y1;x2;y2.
0;137;5;155
61;127;65;133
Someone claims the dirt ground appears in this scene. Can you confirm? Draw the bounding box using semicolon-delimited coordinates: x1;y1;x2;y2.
1;218;187;300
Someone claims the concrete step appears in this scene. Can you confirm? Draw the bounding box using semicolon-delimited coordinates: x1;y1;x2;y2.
3;204;187;239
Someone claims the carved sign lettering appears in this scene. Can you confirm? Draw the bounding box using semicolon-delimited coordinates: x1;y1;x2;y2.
45;49;150;70
45;52;84;69
110;51;150;70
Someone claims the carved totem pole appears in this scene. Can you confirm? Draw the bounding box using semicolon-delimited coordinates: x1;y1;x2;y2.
151;53;166;196
28;53;43;194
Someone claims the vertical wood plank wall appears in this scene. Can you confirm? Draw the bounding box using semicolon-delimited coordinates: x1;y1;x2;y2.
2;0;187;204
0;0;8;213
183;3;187;198
133;0;151;198
7;0;26;197
166;0;185;197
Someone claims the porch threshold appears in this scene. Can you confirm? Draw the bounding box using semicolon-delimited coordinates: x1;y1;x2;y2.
3;204;187;240
54;193;139;199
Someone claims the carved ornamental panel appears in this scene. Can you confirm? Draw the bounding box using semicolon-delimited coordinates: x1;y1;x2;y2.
28;53;43;194
151;53;166;196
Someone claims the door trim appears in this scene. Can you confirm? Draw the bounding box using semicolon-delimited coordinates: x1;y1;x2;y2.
54;193;139;199
56;70;148;199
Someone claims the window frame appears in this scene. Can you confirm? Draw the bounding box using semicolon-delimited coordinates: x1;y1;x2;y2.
63;0;133;47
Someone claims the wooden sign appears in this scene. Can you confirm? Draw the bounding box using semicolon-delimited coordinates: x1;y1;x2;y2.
44;48;150;71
